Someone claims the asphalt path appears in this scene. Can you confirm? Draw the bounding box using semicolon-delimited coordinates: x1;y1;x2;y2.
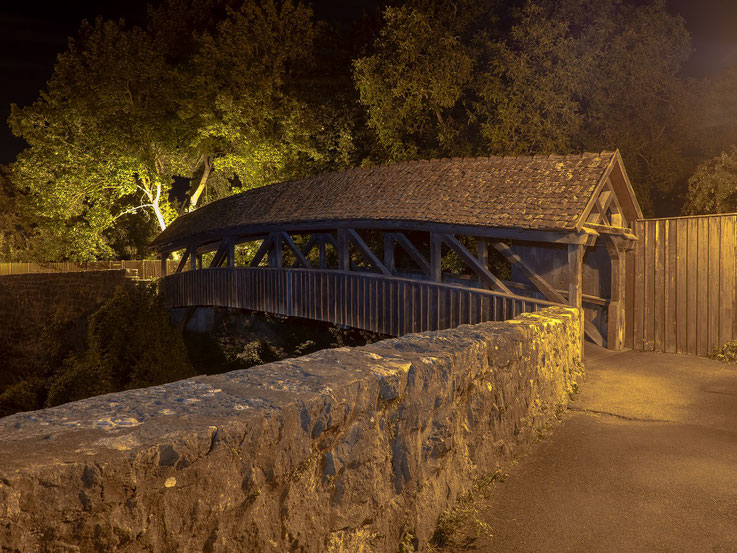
452;345;737;553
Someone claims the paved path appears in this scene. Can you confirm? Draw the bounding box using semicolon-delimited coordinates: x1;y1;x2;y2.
455;345;737;553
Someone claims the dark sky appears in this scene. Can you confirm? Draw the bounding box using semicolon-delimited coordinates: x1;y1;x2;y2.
1;0;736;165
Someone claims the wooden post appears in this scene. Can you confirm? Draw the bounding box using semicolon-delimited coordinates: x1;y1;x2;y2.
160;254;167;277
337;229;350;271
568;243;585;349
477;238;488;266
430;233;442;282
227;238;235;268
319;235;327;269
269;232;282;268
384;233;395;275
605;236;626;350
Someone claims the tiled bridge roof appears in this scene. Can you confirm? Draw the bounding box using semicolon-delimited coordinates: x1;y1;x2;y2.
152;151;637;252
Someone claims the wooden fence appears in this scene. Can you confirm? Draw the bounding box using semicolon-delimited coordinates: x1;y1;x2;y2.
624;213;737;355
160;267;557;337
0;260;178;279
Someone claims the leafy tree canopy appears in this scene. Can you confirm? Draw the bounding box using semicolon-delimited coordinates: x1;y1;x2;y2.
354;0;693;215
9;0;346;260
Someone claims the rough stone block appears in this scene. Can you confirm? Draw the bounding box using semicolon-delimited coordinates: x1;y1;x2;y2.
0;306;583;552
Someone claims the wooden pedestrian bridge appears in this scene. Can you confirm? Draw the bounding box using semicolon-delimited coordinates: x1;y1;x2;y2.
152;151;642;349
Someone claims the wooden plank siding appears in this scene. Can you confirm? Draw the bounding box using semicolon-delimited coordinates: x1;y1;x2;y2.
160;267;557;337
625;213;737;355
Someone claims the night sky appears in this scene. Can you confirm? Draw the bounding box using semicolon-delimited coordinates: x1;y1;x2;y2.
1;0;736;165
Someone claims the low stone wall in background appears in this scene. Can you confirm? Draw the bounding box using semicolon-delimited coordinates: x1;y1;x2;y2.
0;306;583;553
0;270;134;385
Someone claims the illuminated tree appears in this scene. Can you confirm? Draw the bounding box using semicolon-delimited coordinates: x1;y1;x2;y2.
9;19;189;259
684;147;737;214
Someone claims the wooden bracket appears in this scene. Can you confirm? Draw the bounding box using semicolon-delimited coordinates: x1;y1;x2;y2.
438;233;511;294
249;235;274;267
392;232;431;276
345;229;391;276
281;232;311;268
175;246;193;273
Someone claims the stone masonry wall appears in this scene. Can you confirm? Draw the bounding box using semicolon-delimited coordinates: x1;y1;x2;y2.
0;306;583;553
0;270;133;383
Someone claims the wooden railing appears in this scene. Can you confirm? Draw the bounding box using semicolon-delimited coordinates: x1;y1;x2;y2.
0;260;178;279
159;267;557;336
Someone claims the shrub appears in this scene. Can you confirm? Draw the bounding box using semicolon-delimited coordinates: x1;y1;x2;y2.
47;283;195;407
708;340;737;364
0;377;46;417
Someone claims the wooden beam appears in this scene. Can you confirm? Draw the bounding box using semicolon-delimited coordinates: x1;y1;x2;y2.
440;233;511;294
160;254;168;277
318;235;326;268
393;232;431;276
337;229;350;271
477;238;488;267
209;240;229;268
190;247;197;271
346;229;391;276
605;235;626;351
491;241;566;303
384;233;396;274
281;232;311;268
492;241;603;344
269;232;282;268
289;235;316;268
430;233;442;282
226;238;235;268
154;220;597;255
568;243;585;348
249;235;273;267
175;247;191;273
583;223;636;240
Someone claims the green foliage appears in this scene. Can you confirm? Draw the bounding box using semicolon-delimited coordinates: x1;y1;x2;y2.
8;0;353;260
354;5;473;159
707;339;737;365
684;146;737;215
46;283;195;407
0;165;34;261
354;0;693;213
0;377;46;418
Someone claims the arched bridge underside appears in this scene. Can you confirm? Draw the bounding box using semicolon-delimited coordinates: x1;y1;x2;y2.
160;267;557;337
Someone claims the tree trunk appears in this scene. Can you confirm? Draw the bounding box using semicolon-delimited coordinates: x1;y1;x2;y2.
188;156;212;211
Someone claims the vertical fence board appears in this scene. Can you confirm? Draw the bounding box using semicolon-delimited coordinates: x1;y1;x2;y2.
720;216;735;347
708;216;721;354
676;219;688;354
664;220;677;353
697;218;710;356
653;220;665;351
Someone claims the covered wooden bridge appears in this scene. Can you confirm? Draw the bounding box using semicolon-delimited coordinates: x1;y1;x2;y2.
151;150;642;349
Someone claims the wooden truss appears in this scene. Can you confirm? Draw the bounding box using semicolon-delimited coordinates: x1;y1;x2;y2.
161;217;636;349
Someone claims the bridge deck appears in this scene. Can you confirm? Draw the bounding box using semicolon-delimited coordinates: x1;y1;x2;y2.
160;267;557;336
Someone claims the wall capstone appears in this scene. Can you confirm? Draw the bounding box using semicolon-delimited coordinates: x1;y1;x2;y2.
0;306;583;552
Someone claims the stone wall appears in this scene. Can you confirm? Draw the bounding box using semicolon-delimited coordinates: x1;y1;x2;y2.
0;270;133;385
0;306;583;553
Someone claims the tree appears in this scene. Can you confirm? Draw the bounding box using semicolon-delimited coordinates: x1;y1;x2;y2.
684;146;737;215
9;1;342;259
354;0;693;214
353;5;474;160
10;18;191;259
183;0;325;203
0;165;33;260
472;1;581;155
